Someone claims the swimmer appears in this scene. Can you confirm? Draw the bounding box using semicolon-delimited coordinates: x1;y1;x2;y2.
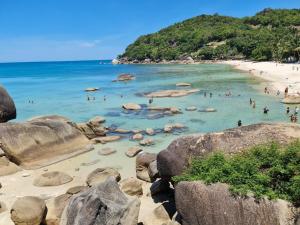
237;120;242;127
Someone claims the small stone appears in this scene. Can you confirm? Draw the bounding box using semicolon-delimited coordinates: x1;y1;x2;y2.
21;173;31;177
185;106;197;111
98;147;116;156
132;133;144;141
126;146;143;158
140;138;154;146
145;128;155;136
122;103;142;110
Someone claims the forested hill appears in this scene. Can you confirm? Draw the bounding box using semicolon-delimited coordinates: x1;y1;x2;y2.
119;9;300;63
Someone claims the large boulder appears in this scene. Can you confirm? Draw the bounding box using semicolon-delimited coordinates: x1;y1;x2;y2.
157;123;300;178
0;115;90;169
136;152;157;182
11;196;46;225
175;181;298;225
119;177;143;197
0;85;16;122
60;177;140;225
33;171;73;187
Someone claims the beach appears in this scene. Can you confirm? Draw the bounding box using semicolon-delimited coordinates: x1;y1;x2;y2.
221;60;300;94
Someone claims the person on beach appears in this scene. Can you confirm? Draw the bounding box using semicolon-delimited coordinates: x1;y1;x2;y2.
287;107;290;114
238;120;242;127
285;87;289;97
263;107;269;114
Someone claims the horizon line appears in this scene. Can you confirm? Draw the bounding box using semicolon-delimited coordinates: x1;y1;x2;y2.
0;59;113;64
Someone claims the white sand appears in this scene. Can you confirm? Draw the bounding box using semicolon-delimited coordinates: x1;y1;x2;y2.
220;60;300;94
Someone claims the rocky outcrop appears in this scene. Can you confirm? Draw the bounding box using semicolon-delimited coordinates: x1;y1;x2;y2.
145;89;199;98
136;152;157;182
33;171;73;187
76;116;107;139
0;115;90;169
0;85;16;122
115;74;135;82
60;177;140;225
11;196;46;225
175;181;298;225
86;167;121;186
157;123;300;178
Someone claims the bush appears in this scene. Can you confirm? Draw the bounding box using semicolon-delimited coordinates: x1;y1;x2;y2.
173;141;300;206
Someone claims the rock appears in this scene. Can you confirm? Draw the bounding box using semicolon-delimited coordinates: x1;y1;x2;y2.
126;146;143;158
0;147;5;157
136;152;157;182
86;167;121;186
116;74;136;81
157;123;300;178
145;128;155;136
46;194;72;225
66;186;89;195
140;138;154;146
11;196;46;225
282;95;300;104
198;108;217;112
98;147;116;156
164;123;185;133
60;177;140;225
0;115;90;169
132;133;144;141
92;135;121;144
122;103;142;110
143;204;172;225
148;106;181;114
33;171;73;187
21;173;31;177
120;177;143;197
0;156;21;176
175;181;297;225
114;128;132;134
77;121;107;139
88;116;105;126
0;85;16;122
81;159;100;167
185;106;197;111
150;179;170;196
85;87;99;92
145;89;200;98
112;59;120;64
148;160;159;181
176;82;191;87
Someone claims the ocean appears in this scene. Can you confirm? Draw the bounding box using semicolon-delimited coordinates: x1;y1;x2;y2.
0;60;288;152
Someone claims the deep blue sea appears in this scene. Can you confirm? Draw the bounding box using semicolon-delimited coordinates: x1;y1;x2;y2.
0;60;289;143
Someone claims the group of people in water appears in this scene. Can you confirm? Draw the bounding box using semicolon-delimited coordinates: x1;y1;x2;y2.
287;106;299;123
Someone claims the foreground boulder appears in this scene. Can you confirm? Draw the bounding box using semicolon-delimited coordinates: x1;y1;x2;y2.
11;196;46;225
60;177;140;225
120;177;143;197
157;123;300;178
0;85;16;122
0;115;90;169
175;181;298;225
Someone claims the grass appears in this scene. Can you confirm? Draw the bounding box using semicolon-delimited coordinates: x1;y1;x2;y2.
173;141;300;206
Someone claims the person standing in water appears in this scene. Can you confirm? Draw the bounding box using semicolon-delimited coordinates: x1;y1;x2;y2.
250;98;252;105
295;106;299;115
149;97;153;104
237;120;242;127
263;107;269;114
210;93;213;98
287;107;290;114
252;101;256;109
285;87;289;97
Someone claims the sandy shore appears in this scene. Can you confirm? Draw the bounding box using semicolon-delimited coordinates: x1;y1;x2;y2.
220;60;300;94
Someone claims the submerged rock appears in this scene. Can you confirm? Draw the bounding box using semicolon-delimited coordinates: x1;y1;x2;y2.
176;182;297;225
157;123;300;178
0;85;16;122
0;115;90;169
116;74;136;82
145;89;200;98
132;133;144;141
11;196;46;225
60;177;140;225
33;171;73;187
92;135;121;144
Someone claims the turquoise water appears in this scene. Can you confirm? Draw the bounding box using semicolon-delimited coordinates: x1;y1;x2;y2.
0;60;289;136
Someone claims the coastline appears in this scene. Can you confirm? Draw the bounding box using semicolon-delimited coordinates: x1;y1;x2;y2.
219;60;300;95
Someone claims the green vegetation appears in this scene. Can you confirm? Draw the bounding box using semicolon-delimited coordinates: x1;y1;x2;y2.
120;9;300;62
173;141;300;206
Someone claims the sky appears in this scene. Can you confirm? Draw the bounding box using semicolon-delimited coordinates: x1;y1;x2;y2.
0;0;299;62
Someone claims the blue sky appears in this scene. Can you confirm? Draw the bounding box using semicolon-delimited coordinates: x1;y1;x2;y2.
0;0;299;62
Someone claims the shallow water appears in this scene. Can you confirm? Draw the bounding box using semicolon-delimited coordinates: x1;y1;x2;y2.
0;60;290;155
